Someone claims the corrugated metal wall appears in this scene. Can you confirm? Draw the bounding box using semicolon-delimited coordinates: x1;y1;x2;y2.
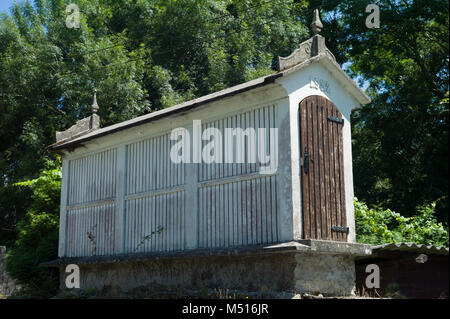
66;149;117;257
124;192;185;253
66;203;116;256
124;134;186;253
198;105;279;248
68;149;117;205
63;104;279;257
198;176;278;248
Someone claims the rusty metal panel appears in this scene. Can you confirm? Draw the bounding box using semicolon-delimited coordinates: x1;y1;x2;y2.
124;132;186;252
64;149;118;256
198;175;278;248
65;202;116;257
68;149;117;205
197;105;279;248
124;191;185;253
126;134;184;196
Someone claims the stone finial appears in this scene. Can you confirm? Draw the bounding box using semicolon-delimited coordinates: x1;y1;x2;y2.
92;88;99;114
55;89;101;143
277;8;335;71
311;9;323;35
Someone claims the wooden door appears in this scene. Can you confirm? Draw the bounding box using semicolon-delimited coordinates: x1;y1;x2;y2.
299;95;348;242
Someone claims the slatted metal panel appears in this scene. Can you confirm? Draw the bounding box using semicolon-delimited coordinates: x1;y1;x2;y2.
63;104;281;257
68;149;117;205
299;95;347;241
66;202;116;257
65;149;117;256
126;135;184;195
199;105;277;181
199;175;278;248
124;133;186;253
199;105;279;248
124;191;185;253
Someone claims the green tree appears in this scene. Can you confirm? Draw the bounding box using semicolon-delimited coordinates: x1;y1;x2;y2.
316;0;449;222
5;159;61;298
1;0;311;244
355;198;449;247
106;0;309;108
0;0;150;243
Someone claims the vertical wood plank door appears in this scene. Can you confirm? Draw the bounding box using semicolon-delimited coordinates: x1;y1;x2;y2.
299;95;348;242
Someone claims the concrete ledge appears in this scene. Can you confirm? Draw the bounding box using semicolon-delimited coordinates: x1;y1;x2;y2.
298;240;372;256
42;240;371;267
42;242;308;267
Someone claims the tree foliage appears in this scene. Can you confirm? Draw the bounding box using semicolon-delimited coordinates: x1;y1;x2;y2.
0;0;309;243
5;159;61;298
317;0;449;222
355;198;449;247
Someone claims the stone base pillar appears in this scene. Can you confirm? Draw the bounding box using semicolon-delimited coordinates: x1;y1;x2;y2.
47;241;371;298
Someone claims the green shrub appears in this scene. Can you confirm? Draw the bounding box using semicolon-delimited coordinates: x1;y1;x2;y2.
6;159;61;298
355;197;449;247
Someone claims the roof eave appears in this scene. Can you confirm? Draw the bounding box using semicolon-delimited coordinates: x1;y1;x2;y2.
48;54;371;153
48;73;283;152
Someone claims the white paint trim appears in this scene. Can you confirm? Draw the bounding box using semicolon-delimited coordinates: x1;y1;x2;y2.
115;145;126;253
58;159;69;257
343;119;356;242
185;124;198;249
67;197;116;211
288;94;302;240
275;98;295;242
124;187;185;202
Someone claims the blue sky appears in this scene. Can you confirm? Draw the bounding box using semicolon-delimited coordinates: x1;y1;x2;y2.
0;0;17;15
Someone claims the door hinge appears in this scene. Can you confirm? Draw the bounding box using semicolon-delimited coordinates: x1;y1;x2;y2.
331;226;349;233
327;116;344;124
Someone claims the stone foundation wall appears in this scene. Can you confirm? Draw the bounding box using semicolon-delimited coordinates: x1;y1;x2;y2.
0;246;21;297
58;250;357;298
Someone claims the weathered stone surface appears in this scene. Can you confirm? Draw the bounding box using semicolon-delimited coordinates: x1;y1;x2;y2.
294;253;356;295
55;114;100;143
54;241;371;298
0;246;21;297
277;35;336;71
59;253;295;298
298;239;372;256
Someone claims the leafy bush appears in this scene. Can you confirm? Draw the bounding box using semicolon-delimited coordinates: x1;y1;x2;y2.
6;159;61;298
355;197;449;247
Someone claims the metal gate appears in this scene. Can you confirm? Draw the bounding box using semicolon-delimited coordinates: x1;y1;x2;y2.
299;95;348;242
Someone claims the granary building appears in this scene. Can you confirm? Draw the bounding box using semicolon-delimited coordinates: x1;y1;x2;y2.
47;10;373;297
